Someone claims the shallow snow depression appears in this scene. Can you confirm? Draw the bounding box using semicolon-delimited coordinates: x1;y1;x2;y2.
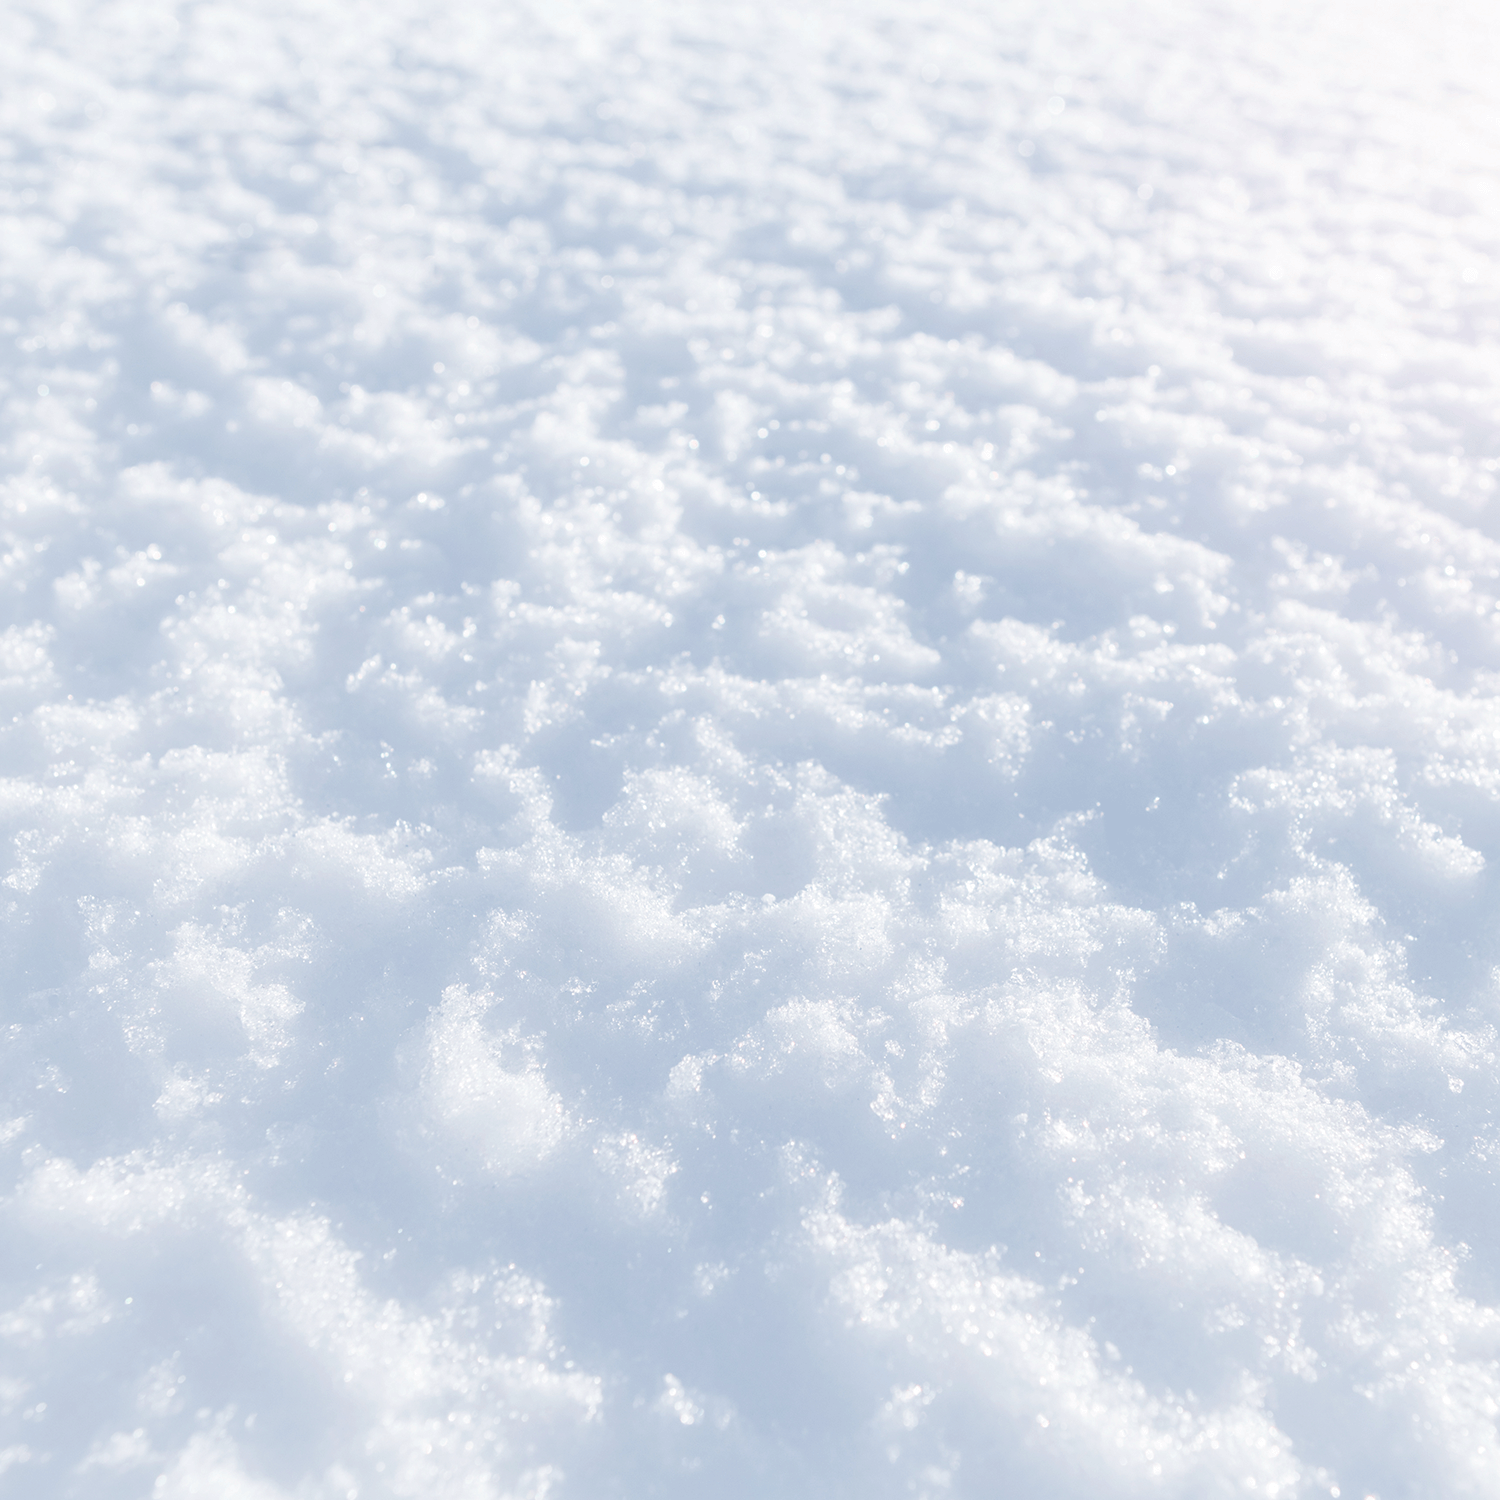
4;0;1500;1495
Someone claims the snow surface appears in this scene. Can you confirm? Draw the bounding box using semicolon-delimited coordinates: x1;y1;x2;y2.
4;0;1500;1495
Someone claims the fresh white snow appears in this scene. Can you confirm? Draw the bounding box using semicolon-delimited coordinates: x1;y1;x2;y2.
4;0;1500;1495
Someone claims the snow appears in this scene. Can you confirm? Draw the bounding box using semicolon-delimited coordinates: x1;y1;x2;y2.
4;0;1500;1494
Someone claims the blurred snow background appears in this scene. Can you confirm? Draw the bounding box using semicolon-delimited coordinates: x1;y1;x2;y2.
4;0;1500;1495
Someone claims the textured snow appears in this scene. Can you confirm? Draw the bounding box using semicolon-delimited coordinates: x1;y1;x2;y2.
4;0;1500;1495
